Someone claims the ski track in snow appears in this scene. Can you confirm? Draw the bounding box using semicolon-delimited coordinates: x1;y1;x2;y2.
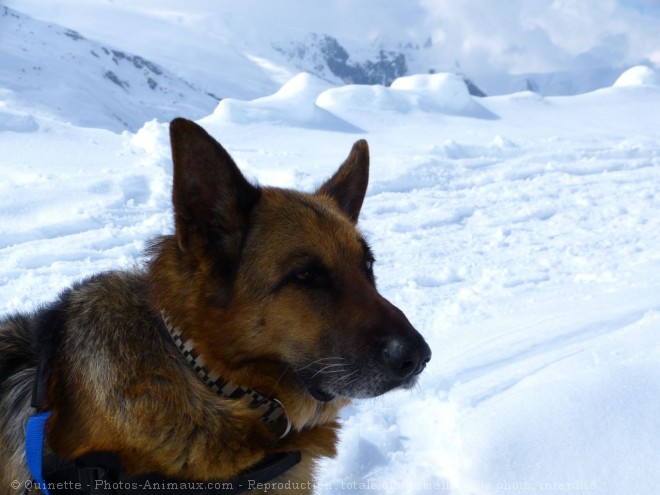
2;69;660;494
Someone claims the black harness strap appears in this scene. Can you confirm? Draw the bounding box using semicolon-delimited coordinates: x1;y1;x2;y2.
40;450;302;494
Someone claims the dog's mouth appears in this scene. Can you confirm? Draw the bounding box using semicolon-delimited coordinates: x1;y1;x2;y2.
305;375;418;402
295;368;341;402
297;371;338;402
308;387;336;402
299;368;417;403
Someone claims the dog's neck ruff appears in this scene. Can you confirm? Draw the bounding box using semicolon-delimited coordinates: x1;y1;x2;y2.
161;311;292;439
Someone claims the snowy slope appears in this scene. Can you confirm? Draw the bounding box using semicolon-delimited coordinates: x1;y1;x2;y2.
2;67;660;493
0;6;217;131
5;0;659;116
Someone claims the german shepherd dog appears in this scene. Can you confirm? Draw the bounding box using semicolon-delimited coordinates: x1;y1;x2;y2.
0;119;431;494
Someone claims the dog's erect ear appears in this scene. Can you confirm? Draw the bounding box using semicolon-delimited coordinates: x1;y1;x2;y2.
317;140;369;223
169;118;260;254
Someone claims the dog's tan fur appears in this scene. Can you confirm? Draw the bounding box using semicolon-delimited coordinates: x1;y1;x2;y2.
0;119;430;494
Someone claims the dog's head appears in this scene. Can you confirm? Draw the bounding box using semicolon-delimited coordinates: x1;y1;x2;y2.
164;118;431;401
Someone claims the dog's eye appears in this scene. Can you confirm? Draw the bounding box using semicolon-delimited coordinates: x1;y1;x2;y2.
296;270;315;283
290;264;331;289
274;258;333;293
364;256;376;285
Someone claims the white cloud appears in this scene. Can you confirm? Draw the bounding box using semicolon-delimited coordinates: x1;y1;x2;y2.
418;0;660;75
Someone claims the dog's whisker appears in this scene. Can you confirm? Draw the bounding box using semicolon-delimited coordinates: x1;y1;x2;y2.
295;357;346;372
329;369;359;388
274;366;291;387
335;376;361;393
309;365;348;379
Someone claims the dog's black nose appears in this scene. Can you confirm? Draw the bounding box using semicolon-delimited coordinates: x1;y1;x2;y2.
382;338;432;379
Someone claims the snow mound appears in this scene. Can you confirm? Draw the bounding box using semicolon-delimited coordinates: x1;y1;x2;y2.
0;103;38;133
317;72;497;119
317;84;411;113
613;66;660;87
208;73;361;132
391;73;474;112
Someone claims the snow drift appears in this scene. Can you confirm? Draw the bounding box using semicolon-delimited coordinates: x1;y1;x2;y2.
317;73;497;119
613;65;660;87
208;73;361;132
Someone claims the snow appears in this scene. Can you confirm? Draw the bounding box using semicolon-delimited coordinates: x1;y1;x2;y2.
0;100;38;133
317;73;495;119
2;4;660;494
209;73;360;131
613;65;660;87
390;73;473;108
0;6;217;132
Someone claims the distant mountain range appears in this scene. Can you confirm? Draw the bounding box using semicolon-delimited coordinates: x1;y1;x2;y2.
272;33;627;98
0;6;638;132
